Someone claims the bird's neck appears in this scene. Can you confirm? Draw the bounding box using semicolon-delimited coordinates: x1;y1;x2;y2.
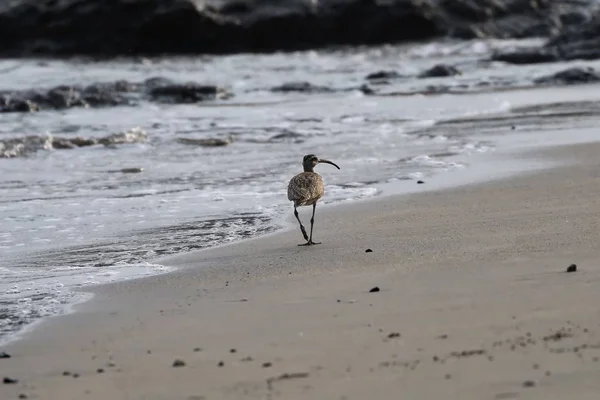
303;166;314;173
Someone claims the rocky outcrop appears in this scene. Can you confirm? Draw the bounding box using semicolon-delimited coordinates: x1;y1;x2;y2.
493;9;600;64
419;64;461;78
534;67;600;85
0;0;596;58
0;128;147;158
0;78;231;113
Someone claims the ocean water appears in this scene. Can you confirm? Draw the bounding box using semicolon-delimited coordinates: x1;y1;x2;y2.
2;38;600;344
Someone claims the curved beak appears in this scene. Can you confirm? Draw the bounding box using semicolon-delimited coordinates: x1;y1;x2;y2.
318;159;340;170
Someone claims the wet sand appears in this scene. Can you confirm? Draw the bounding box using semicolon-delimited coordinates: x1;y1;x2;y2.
2;141;600;400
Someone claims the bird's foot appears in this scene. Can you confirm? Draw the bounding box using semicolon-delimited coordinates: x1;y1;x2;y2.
298;240;321;246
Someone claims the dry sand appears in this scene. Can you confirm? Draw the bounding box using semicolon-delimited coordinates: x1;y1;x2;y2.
2;142;600;400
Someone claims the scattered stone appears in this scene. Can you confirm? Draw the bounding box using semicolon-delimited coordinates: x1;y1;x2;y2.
271;82;333;93
172;359;186;367
262;362;273;368
0;352;11;359
566;264;577;273
218;361;224;367
266;372;310;390
417;180;425;184
449;349;486;358
433;356;439;362
147;350;152;354
18;394;28;399
387;332;401;339
522;380;536;388
535;68;600;86
369;286;380;293
62;371;71;376
3;377;18;384
73;373;80;378
365;248;373;253
193;347;202;352
230;348;237;353
97;368;104;374
365;71;402;81
419;64;461;78
176;137;232;147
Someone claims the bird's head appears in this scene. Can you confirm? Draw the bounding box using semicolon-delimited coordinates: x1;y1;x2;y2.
302;154;340;172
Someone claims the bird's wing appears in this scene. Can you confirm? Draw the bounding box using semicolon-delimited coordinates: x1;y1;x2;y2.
287;174;311;202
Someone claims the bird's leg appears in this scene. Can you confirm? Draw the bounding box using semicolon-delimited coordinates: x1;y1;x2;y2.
294;206;309;241
299;203;321;246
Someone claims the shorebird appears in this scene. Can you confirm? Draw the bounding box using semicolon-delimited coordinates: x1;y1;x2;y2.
287;154;340;246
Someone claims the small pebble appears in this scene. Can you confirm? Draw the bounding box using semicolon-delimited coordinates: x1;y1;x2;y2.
522;380;536;388
230;348;237;354
262;362;272;368
97;368;104;374
533;364;539;370
387;332;401;339
218;361;224;367
3;377;18;384
18;394;28;399
193;347;202;352
444;374;451;380
172;359;186;367
365;248;373;253
566;264;577;273
0;352;11;359
62;371;71;376
73;373;80;378
369;286;380;293
147;350;152;354
417;180;425;184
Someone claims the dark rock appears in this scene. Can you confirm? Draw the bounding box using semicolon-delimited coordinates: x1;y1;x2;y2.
18;394;28;399
97;368;104;373
492;8;600;65
230;348;237;353
566;263;578;273
62;371;71;376
0;78;230;114
271;82;333;94
419;64;461;78
369;286;380;293
365;249;373;253
3;377;18;384
365;71;401;81
72;373;80;378
218;361;224;367
149;83;231;103
522;380;536;388
534;68;600;86
387;332;401;339
172;359;186;367
262;362;273;368
193;347;202;352
417;180;425;184
0;0;595;58
0;352;10;359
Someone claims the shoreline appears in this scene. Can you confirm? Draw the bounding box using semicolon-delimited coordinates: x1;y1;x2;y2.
1;139;600;399
0;127;597;348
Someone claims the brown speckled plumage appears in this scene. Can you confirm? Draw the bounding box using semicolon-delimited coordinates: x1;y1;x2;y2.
287;172;324;207
287;154;340;246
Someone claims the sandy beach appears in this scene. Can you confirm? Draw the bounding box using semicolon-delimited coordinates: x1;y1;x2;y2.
2;140;600;400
